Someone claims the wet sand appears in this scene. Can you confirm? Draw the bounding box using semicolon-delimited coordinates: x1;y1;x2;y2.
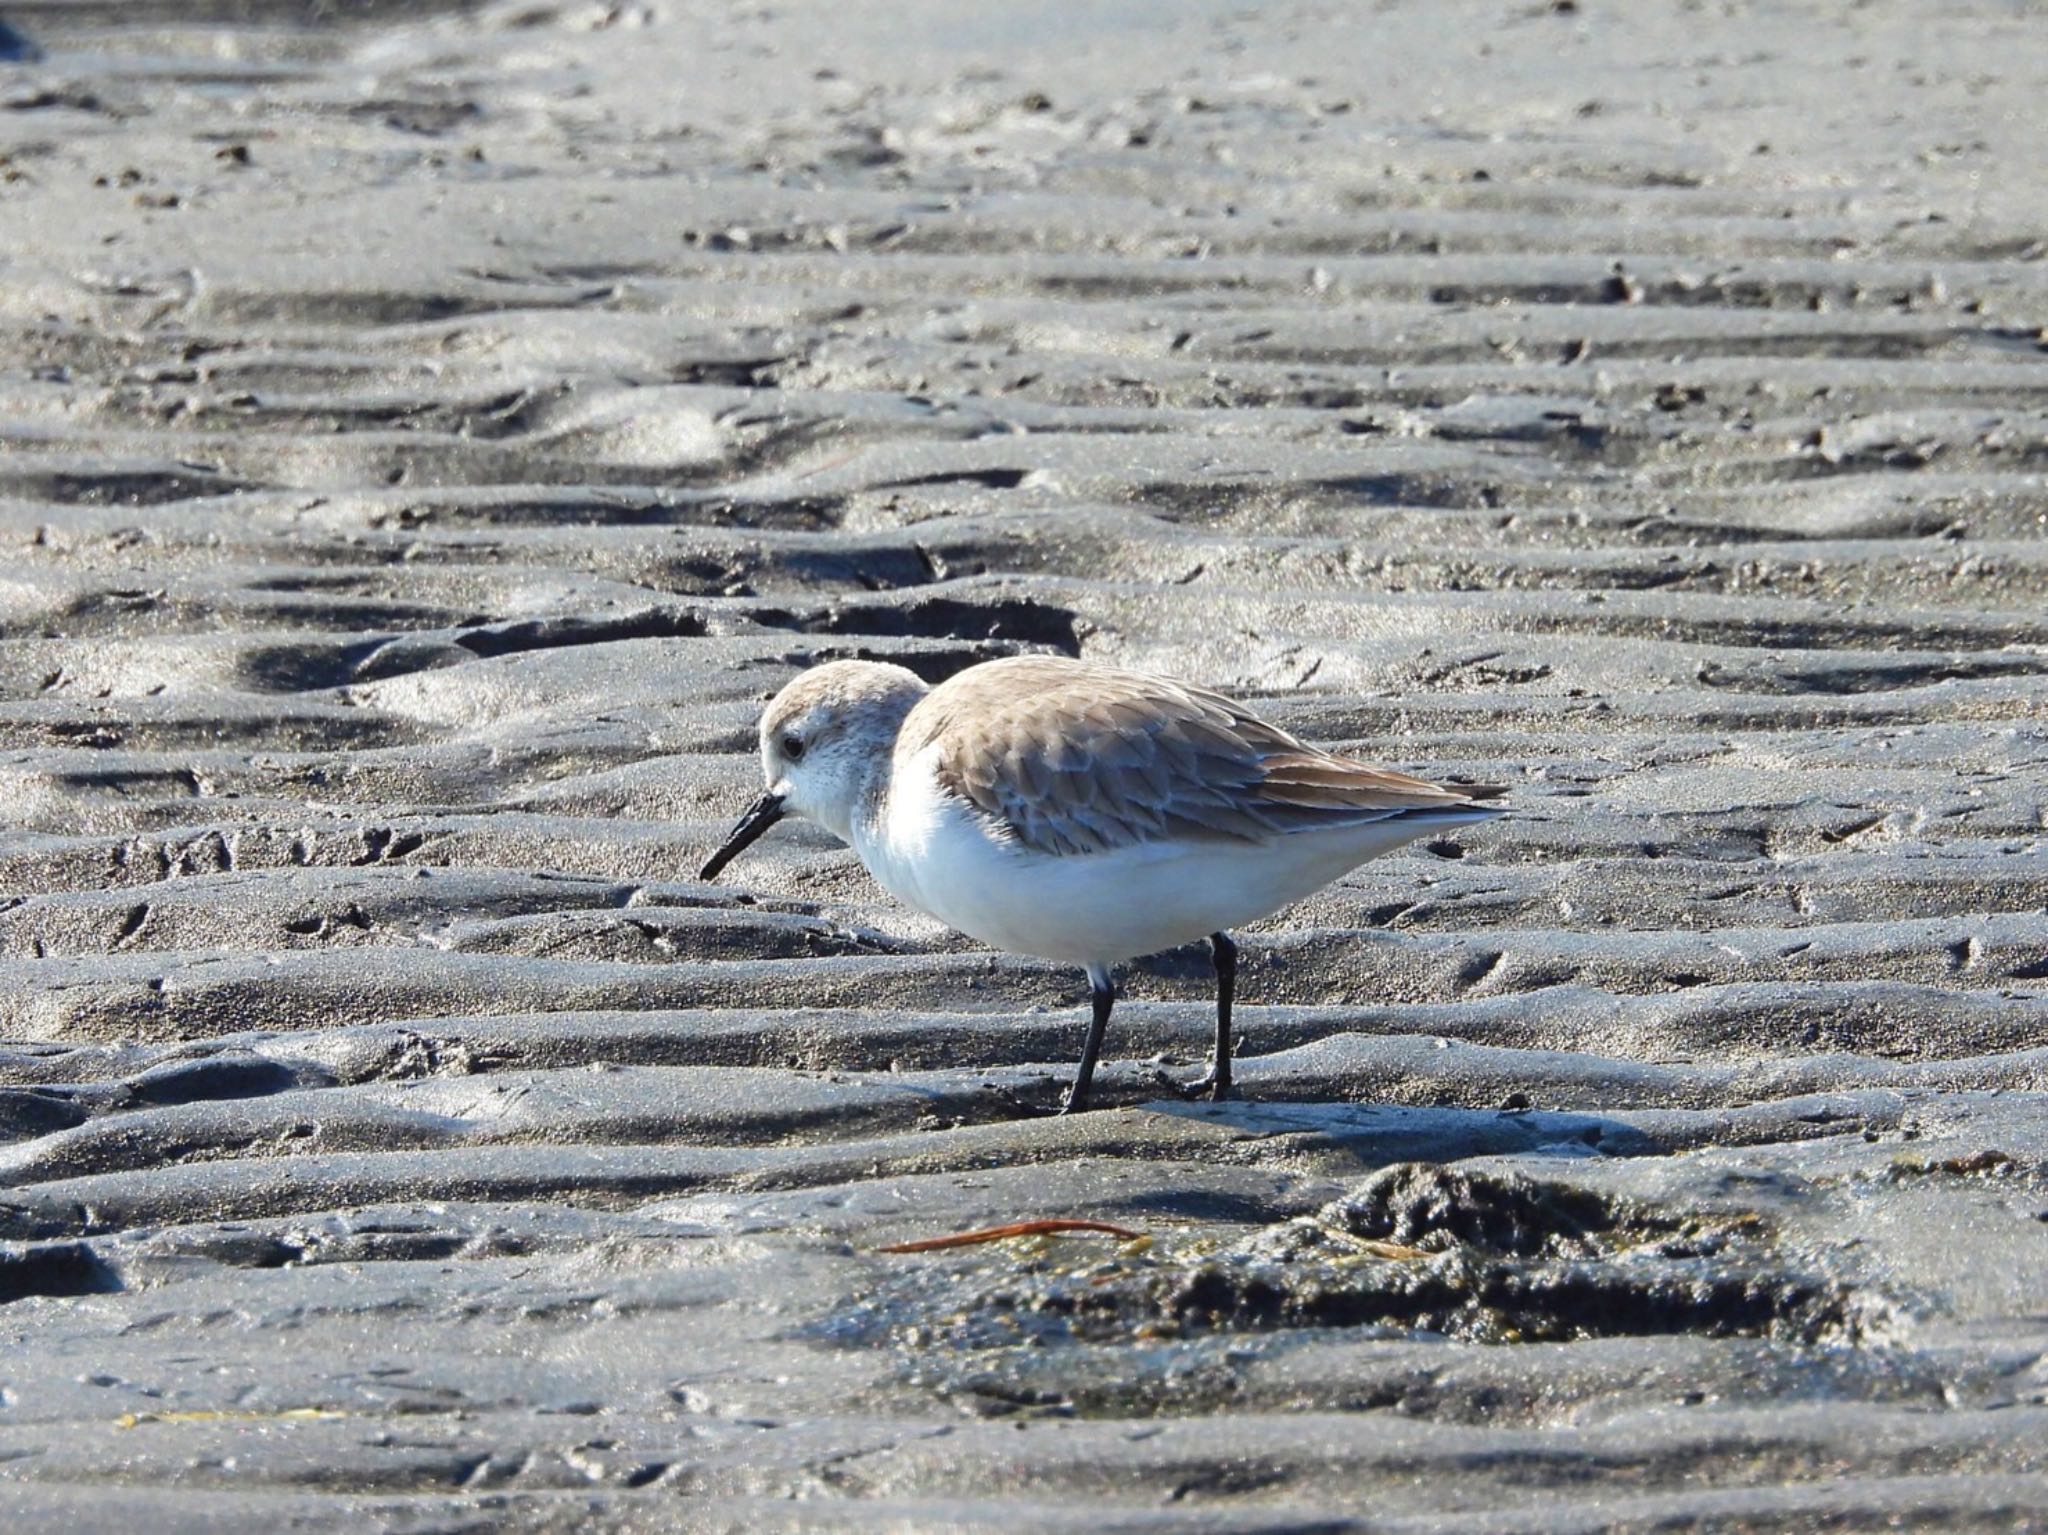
1;0;2045;1529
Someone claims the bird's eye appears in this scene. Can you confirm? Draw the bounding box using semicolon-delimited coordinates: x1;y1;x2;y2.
781;732;805;761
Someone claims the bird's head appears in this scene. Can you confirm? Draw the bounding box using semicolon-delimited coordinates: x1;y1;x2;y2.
699;659;929;878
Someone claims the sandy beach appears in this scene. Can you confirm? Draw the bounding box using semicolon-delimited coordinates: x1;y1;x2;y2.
1;0;2045;1528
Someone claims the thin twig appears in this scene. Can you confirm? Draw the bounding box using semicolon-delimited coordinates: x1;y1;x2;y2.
877;1218;1145;1253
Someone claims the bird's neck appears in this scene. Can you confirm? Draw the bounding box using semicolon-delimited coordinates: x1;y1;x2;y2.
812;710;919;850
847;746;898;850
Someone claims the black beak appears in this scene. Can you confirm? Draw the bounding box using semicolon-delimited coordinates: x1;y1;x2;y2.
699;791;786;880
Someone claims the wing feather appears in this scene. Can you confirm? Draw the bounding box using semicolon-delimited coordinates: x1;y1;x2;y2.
899;656;1504;856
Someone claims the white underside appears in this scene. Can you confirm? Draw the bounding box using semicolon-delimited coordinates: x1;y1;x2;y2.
851;747;1499;967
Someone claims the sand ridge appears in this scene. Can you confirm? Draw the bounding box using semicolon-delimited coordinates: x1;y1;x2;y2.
0;1;2045;1529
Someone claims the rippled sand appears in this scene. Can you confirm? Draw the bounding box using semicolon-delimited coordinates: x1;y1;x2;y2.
1;2;2045;1530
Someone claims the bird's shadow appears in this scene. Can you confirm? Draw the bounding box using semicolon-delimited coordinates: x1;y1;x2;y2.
932;1072;1655;1165
1141;1096;1656;1164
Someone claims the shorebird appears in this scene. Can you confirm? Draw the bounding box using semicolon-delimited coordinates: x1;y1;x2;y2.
700;656;1505;1112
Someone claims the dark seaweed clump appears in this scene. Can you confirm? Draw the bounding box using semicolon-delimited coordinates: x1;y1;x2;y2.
835;1163;1882;1356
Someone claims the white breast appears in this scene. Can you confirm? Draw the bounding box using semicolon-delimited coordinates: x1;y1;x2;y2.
853;747;1468;967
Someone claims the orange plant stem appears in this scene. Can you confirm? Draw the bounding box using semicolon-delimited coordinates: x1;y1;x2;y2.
877;1218;1144;1253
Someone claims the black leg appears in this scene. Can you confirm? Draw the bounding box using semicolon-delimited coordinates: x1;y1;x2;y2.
1181;931;1236;1101
1060;966;1115;1114
1210;931;1236;1100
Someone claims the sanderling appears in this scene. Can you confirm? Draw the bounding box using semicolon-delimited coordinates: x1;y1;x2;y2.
701;655;1505;1112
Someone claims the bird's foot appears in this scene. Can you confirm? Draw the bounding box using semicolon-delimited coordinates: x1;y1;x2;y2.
1159;1068;1232;1104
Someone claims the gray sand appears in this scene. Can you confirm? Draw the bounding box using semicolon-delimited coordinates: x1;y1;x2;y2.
1;0;2045;1529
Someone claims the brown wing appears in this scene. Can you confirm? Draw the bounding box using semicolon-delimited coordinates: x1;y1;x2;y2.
898;656;1504;857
